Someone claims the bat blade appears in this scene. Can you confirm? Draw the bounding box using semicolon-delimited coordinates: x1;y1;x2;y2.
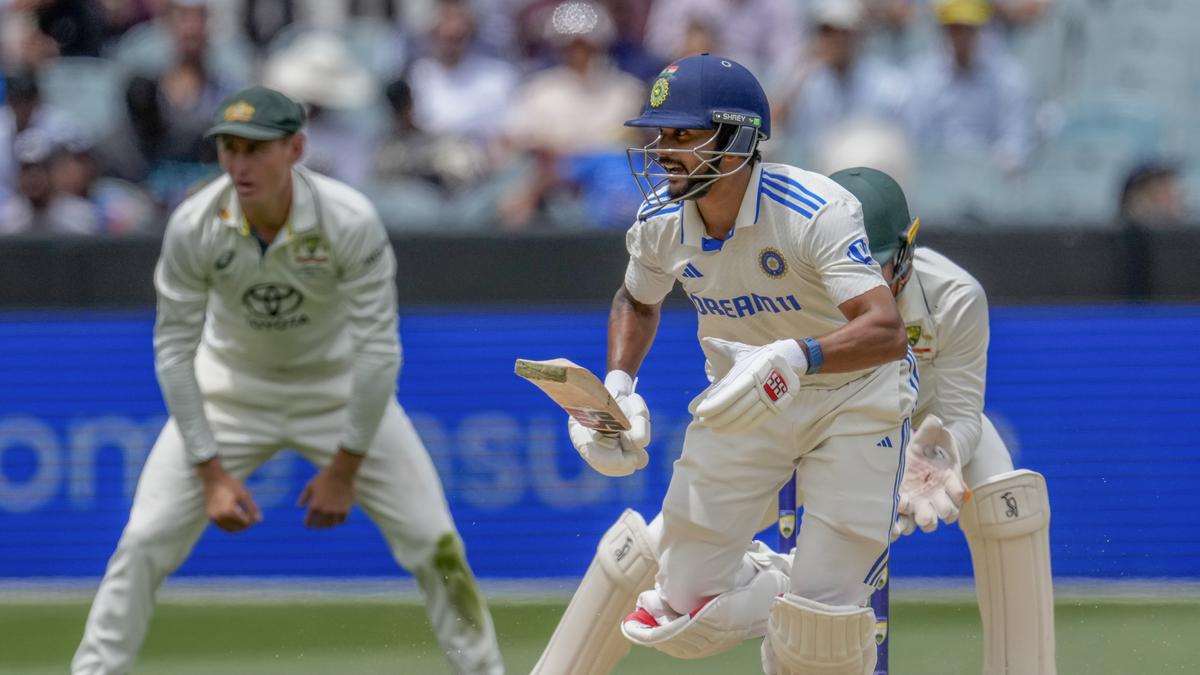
514;358;630;432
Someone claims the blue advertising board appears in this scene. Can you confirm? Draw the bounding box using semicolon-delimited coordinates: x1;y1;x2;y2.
0;305;1197;580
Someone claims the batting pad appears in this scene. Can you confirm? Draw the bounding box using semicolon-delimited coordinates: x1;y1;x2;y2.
764;593;876;675
531;509;658;675
958;469;1056;675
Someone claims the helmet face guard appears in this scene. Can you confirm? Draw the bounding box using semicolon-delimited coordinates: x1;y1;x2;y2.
626;118;761;217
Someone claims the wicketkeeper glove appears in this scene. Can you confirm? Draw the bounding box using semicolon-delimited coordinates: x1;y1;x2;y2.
567;370;651;477
892;414;971;538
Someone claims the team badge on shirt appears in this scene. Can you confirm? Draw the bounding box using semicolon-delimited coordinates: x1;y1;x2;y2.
294;235;330;264
759;248;788;279
906;325;922;347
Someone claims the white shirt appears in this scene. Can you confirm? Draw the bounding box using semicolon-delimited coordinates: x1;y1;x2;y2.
624;162;888;389
153;166;400;462
505;63;645;153
409;53;520;140
898;248;989;463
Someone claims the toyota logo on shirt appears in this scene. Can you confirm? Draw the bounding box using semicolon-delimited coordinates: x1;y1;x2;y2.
242;283;303;318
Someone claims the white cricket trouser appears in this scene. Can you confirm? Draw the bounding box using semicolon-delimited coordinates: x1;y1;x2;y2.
72;350;502;675
657;358;917;615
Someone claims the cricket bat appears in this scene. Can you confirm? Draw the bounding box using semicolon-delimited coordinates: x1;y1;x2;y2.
514;358;630;433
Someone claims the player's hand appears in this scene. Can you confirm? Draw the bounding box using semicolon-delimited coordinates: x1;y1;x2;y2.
568;370;650;477
196;458;262;533
695;338;804;433
893;415;970;538
297;448;361;529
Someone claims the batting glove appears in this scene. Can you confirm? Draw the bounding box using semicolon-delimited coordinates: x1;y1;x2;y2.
568;370;650;477
695;337;805;434
892;415;971;538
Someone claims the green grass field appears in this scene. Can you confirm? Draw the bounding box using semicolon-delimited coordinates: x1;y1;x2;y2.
4;599;1197;674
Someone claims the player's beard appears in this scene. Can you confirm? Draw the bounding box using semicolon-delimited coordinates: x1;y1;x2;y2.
663;159;719;201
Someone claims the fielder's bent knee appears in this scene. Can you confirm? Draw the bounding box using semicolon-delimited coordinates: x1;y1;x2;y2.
426;532;487;632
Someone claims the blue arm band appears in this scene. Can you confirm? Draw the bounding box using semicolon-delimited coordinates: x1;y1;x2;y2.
801;337;824;375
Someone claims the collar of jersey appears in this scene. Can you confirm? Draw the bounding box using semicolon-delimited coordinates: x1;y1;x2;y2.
217;168;319;239
680;162;765;251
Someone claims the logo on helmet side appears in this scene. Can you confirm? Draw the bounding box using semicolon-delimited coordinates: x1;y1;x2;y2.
649;78;670;108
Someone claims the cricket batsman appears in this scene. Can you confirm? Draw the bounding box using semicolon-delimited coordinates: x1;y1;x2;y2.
537;54;920;675
72;86;503;675
830;166;1056;675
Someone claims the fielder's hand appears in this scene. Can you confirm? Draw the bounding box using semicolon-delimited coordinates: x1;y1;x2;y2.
695;337;805;433
298;448;361;528
893;415;970;538
196;458;262;533
568;370;650;477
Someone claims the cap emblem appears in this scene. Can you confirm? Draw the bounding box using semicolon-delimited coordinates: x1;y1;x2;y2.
649;78;670;108
223;101;256;122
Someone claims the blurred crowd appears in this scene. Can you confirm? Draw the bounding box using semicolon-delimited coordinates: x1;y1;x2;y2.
0;0;1195;235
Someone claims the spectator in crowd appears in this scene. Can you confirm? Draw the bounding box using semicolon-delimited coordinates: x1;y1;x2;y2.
501;0;645;230
110;0;252;87
907;0;1036;171
50;137;158;234
0;129;98;234
407;0;520;143
515;0;660;78
0;71;82;194
18;0;105;58
373;77;487;193
642;0;804;77
264;30;378;188
1118;161;1188;298
97;1;240;208
773;0;910;158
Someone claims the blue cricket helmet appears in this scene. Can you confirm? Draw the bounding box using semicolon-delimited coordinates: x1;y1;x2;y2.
625;53;771;140
624;54;771;215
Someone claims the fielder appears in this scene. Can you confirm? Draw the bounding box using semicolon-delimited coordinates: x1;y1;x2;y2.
72;86;503;675
537;54;918;675
829;166;1055;675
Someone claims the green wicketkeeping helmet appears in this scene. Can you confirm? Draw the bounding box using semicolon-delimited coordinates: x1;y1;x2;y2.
829;167;920;279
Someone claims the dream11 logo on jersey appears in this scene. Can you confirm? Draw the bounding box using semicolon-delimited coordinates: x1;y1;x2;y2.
242;283;309;330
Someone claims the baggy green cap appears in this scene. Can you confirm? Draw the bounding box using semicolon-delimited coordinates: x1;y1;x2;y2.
830;167;913;262
205;86;306;140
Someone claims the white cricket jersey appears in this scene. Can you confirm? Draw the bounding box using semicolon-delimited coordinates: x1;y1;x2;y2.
898;248;989;464
153;166;400;463
624;162;889;389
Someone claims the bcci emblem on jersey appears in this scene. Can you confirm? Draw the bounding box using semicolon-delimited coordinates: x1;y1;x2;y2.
759;248;788;278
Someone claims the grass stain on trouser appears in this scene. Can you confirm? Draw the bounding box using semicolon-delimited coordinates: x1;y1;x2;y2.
415;532;503;674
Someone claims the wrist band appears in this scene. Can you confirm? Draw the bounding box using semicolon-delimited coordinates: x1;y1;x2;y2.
801;337;824;375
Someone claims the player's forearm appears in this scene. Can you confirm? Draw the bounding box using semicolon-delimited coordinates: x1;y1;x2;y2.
808;288;907;374
156;359;221;464
340;352;399;455
607;286;661;376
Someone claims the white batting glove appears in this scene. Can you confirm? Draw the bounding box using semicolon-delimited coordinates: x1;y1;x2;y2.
694;337;805;434
892;415;971;538
567;370;651;477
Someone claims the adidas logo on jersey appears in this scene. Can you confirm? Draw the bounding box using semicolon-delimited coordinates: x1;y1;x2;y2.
681;263;704;278
876;437;893;448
